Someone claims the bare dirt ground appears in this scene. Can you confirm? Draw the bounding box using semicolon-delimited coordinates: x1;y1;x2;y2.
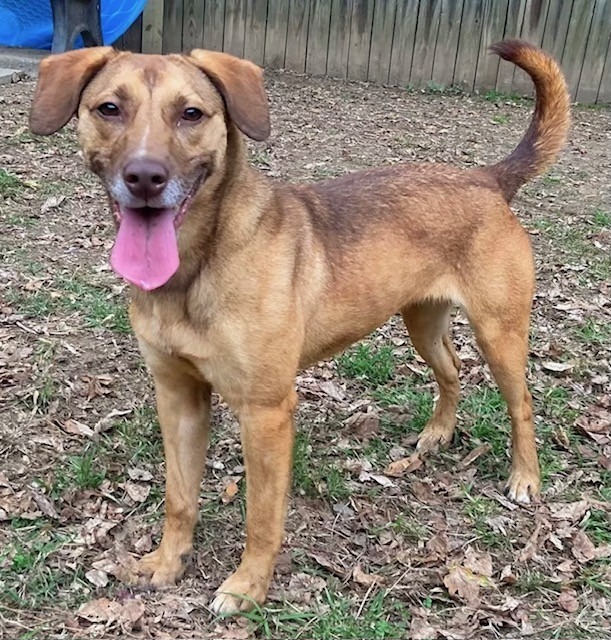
0;69;610;640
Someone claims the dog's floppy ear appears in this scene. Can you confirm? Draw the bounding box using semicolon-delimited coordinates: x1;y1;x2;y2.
30;47;116;135
188;50;270;141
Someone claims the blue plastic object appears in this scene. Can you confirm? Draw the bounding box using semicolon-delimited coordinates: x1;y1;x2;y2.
0;0;147;49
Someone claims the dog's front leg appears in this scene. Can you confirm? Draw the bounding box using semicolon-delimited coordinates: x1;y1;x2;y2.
211;391;297;614
137;371;211;586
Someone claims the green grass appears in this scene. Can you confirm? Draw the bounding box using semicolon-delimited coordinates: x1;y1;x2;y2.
425;80;451;94
48;447;107;498
492;114;509;124
461;387;508;458
584;509;611;545
483;89;530;104
514;569;560;595
106;405;163;465
598;472;611;502
530;216;611;284
7;275;130;333
312;165;345;179
0;523;87;609
338;343;396;388
542;173;562;186
0;168;23;198
238;588;410;640
250;149;273;168
461;489;507;548
293;431;350;501
384;514;430;542
578;564;611;597
592;209;610;227
574;318;611;346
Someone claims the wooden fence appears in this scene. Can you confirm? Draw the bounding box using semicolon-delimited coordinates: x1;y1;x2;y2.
115;0;611;104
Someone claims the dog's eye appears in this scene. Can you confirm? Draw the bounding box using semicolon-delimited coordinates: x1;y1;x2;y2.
182;107;204;122
97;102;120;117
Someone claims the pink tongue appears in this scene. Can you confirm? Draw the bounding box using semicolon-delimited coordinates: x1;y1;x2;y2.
110;207;179;291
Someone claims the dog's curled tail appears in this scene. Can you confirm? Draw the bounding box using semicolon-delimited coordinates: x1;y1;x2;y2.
487;40;570;202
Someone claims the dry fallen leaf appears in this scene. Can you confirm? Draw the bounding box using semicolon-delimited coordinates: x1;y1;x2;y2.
550;500;590;522
318;380;345;401
211;624;251;640
344;408;380;440
285;572;326;604
221;479;240;504
385;452;423;477
352;564;386;586
443;564;494;607
62;419;94;438
517;515;549;562
40;194;65;214
85;568;109;588
463;547;493;577
127;467;153;482
500;564;517;584
77;597;123;623
458;443;492;469
124;482;151;503
542;361;573;373
575;410;611;444
571;530;597;563
410;614;438;640
557;590;579;613
425;532;448;561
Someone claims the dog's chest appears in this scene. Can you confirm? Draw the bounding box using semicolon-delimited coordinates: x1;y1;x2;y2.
130;298;250;396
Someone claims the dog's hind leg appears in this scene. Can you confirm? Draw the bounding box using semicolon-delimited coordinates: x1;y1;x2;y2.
402;301;461;453
137;369;211;586
466;298;540;504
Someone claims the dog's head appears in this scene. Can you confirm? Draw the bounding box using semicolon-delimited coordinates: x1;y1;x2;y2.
29;48;270;291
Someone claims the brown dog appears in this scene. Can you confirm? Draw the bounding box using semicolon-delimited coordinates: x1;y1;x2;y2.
29;40;569;613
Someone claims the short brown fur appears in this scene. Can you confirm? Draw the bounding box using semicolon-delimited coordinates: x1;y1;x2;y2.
30;41;570;614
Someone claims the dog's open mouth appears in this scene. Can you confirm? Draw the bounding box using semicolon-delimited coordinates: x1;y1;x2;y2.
109;172;206;291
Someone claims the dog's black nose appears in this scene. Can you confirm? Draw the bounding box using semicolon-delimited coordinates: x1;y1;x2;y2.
123;159;169;200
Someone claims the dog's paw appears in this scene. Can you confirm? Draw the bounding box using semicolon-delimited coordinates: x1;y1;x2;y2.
210;568;270;615
136;549;186;587
416;424;454;454
507;469;540;504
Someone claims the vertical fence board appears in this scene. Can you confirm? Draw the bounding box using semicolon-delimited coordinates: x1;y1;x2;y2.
114;13;143;51
511;0;550;95
327;0;354;77
388;0;419;86
244;0;269;64
411;0;443;87
541;0;573;61
163;0;184;52
562;0;596;100
306;0;332;74
368;0;397;82
577;0;611;103
454;0;485;90
142;0;164;53
286;0;311;72
495;0;527;92
204;0;226;51
474;0;508;92
431;0;464;87
597;35;611;102
347;0;375;80
224;0;247;56
183;0;205;50
124;0;610;104
265;0;290;67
